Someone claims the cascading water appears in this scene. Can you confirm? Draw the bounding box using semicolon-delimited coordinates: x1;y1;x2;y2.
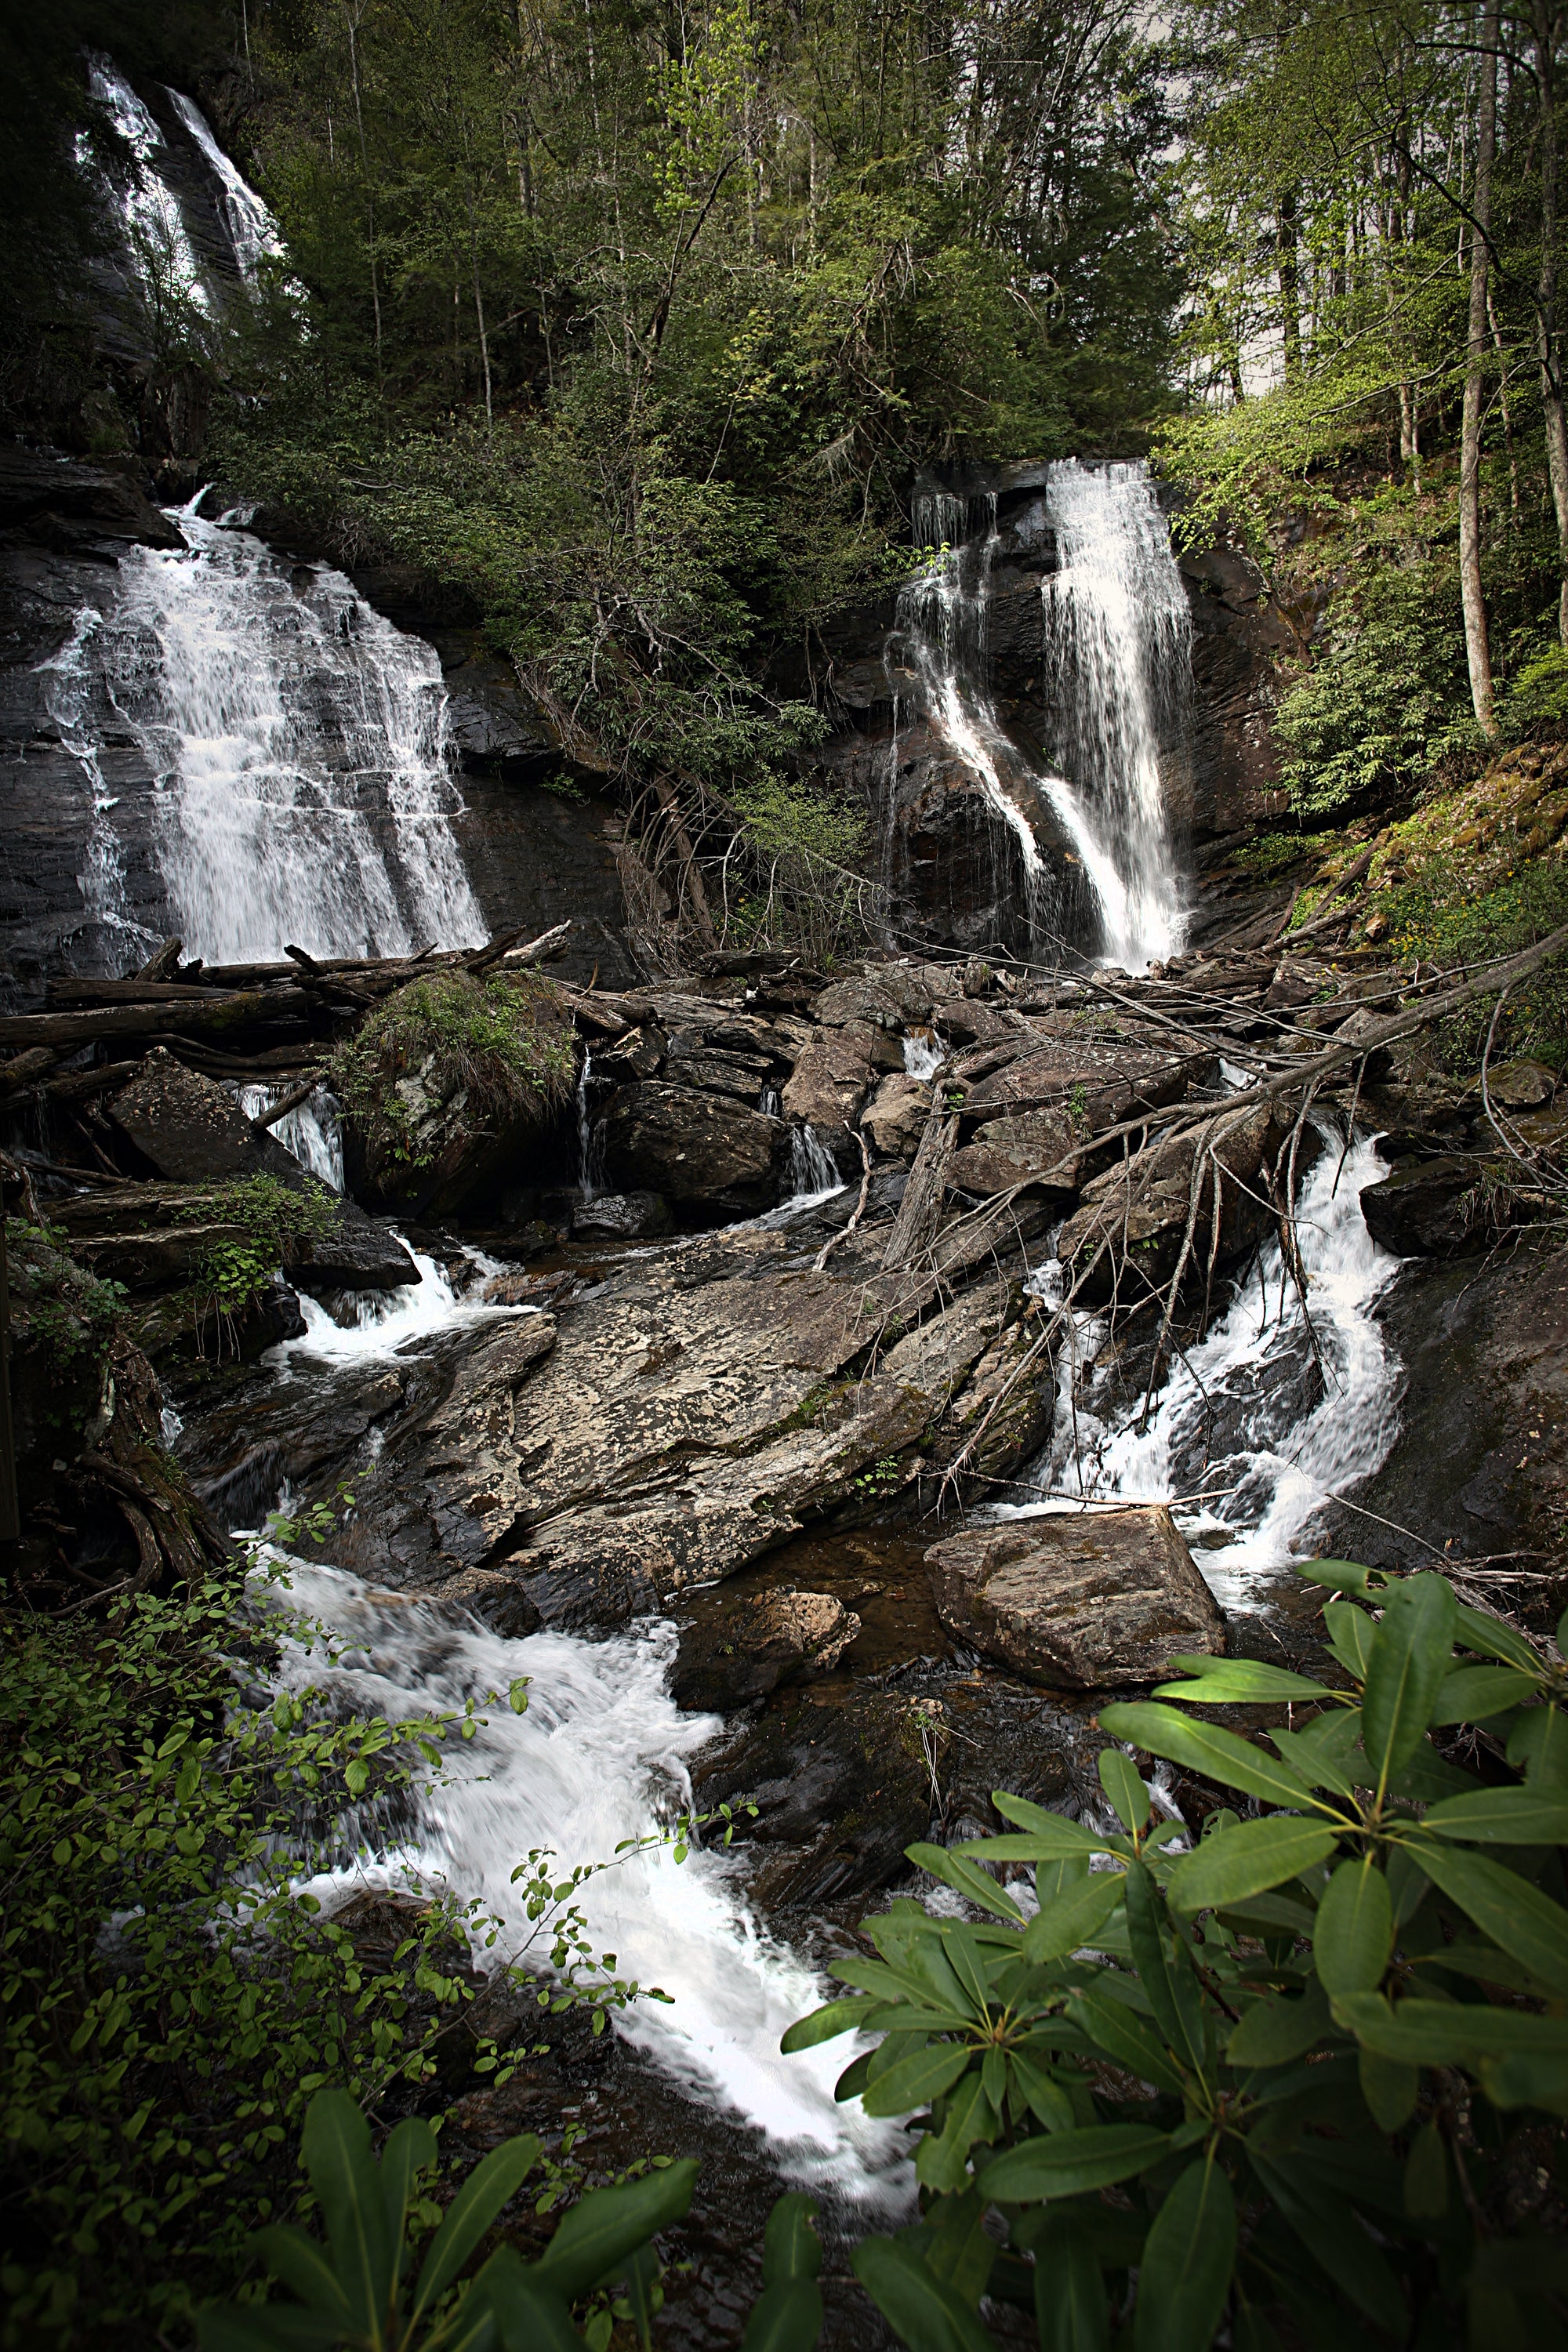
82;59;215;325
1007;1132;1403;1609
236;1083;345;1189
165;89;286;281
34;608;155;969
87;497;485;966
1035;463;1190;971
263;1558;906;2198
885;464;1189;972
902;1028;944;1080
787;1123;844;1203
575;1054;607;1200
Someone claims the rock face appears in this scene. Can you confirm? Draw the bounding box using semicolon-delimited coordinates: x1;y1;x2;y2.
1359;1157;1481;1256
571;1190;674;1240
601;1083;786;1210
924;1508;1224;1686
670;1589;862;1711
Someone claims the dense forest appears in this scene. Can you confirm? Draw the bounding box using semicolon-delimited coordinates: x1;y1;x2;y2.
7;5;1568;2350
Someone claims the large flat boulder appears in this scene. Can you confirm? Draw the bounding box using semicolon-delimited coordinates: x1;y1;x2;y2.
862;1073;931;1158
947;1109;1086;1200
781;1021;900;1131
924;1508;1224;1686
601;1081;785;1207
1359;1156;1482;1256
670;1589;861;1711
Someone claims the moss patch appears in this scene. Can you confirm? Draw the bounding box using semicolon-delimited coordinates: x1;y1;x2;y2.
331;968;576;1175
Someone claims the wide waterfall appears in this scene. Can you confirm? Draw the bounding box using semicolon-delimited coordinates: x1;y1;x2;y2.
69;498;485;967
887;463;1189;971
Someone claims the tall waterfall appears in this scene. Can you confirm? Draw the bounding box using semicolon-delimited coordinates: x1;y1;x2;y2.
889;463;1189;972
82;499;485;966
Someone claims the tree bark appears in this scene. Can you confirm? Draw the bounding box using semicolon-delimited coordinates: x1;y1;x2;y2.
1277;183;1302;378
1535;1;1568;644
1460;0;1501;739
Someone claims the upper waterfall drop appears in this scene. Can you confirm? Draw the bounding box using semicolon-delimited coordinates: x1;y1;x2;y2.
885;460;1189;972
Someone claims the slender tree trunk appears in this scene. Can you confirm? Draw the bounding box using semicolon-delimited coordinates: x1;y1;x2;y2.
1460;0;1500;739
1535;1;1568;644
343;2;383;392
1277;183;1302;378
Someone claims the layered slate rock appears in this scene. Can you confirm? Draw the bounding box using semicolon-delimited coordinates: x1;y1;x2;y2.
1054;1102;1293;1302
781;1020;901;1131
946;1111;1087;1200
601;1081;785;1209
1359;1156;1482;1256
670;1589;862;1711
924;1508;1224;1686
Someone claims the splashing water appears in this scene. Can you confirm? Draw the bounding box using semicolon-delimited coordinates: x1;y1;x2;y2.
1036;462;1190;971
235;1083;344;1190
260;1558;906;2198
82;59;214;324
787;1124;844;1204
1004;1133;1403;1608
96;500;485;965
575;1053;607;1200
902;1029;944;1080
165;88;285;281
34;606;157;965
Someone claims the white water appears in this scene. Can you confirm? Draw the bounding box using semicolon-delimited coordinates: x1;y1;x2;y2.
34;607;156;967
165;88;285;282
1036;463;1189;971
260;1557;904;2198
1005;1134;1403;1609
787;1123;844;1203
902;1028;944;1080
575;1054;607;1200
280;1242;514;1363
82;59;215;325
87;498;485;967
887;466;1188;972
236;1083;345;1189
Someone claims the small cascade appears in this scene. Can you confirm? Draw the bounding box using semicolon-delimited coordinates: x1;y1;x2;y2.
82;59;215;325
787;1123;844;1203
575;1054;606;1200
165;89;286;281
1007;1131;1403;1609
236;1083;344;1190
261;1558;906;2198
34;607;154;968
902;1028;944;1080
89;498;485;967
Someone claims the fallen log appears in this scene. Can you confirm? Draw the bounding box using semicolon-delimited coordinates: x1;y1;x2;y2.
44;978;231;1009
136;937;183;982
0;988;311;1051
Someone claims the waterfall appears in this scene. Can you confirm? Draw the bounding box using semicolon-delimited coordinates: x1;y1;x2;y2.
260;1558;905;2198
165;89;286;281
236;1083;344;1189
1036;463;1189;971
887;464;1188;973
902;1028;944;1080
82;58;215;326
787;1123;844;1203
34;608;156;969
86;498;485;966
1005;1132;1403;1609
575;1054;606;1199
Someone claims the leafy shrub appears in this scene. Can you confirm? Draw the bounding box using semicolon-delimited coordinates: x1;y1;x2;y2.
196;2088;825;2352
332;971;575;1174
5;1217;127;1377
0;1535;651;2350
786;1556;1568;2350
183;1175;341;1318
1275;566;1472;817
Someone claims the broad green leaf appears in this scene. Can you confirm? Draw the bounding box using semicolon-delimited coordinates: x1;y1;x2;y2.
1410;1842;1568;1995
977;2125;1171;2205
1123;1862;1203;2074
1010;2051;1075;2132
1034;1853;1091;1907
1360;1573;1457;1795
1358;2045;1417;2130
532;2159;699;2301
1152;1658;1341;1705
1246;2150;1407;2337
1096;1704;1324;1813
917;2071;996;2194
1214;1892;1318;1936
1166;1817;1338;1915
1454;1601;1544;1675
1474;2049;1568;2113
1066;1987;1187;2096
781;1998;881;2053
1509;1705;1568;1789
1421;1787;1568;1843
1225;1981;1331;2070
379;2114;437;2259
923;2187;997;2307
299;2089;392;2339
195;2311;348;2352
1022;1870;1126;1963
742;2280;824;2352
247;2226;352;2325
851;2238;996;2352
1321;1599;1376;1681
906;1842;1025;1923
1408;1937;1556;1997
1429;1664;1540;1725
1312;1857;1392;1996
761;2194;822;2285
1403;2122;1447;2218
412;2134;542;2325
473;2249;579;2352
1133;2158;1235;2352
1098;1748;1150;1835
1027;2210;1109;2352
1331;1992;1568;2066
861;2042;975;2119
1295;1559;1379;1596
988;1798;1113;1857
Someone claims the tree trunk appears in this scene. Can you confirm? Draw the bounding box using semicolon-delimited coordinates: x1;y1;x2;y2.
1536;1;1568;644
1460;0;1500;739
1277;183;1302;378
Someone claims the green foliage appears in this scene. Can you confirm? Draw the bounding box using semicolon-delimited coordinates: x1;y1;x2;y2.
184;1175;341;1318
5;1217;127;1376
1273;565;1472;817
197;2088;824;2352
0;1524;669;2350
331;971;575;1173
782;1558;1568;2350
